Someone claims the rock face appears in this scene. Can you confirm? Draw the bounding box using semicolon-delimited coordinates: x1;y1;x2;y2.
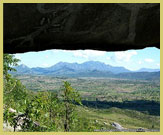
111;122;124;130
4;3;160;53
3;107;42;132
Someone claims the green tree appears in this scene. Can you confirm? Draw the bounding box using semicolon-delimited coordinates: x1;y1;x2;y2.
46;92;60;127
3;54;24;108
3;54;33;131
34;91;62;131
61;81;82;132
3;54;20;81
3;54;86;132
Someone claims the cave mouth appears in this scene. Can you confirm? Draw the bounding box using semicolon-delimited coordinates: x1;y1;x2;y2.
2;3;161;132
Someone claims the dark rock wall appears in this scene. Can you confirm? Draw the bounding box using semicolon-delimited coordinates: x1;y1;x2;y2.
4;3;160;53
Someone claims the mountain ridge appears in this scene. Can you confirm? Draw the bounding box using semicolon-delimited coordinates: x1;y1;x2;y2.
12;61;160;80
136;68;160;72
15;61;130;74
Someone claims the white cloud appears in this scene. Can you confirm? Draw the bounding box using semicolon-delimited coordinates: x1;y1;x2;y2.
15;55;21;60
138;61;142;64
51;49;73;53
106;57;111;60
144;58;154;63
156;63;160;67
51;49;106;59
114;51;137;62
51;49;62;53
42;63;50;67
73;50;106;59
73;51;87;58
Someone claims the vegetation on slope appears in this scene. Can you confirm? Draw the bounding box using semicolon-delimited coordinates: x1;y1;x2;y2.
3;54;160;132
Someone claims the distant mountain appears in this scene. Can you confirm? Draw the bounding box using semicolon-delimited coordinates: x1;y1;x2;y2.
13;64;34;74
115;71;160;80
12;61;160;80
46;61;130;74
31;67;49;74
136;68;160;72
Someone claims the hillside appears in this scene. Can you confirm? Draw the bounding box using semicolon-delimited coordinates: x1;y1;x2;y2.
11;75;160;131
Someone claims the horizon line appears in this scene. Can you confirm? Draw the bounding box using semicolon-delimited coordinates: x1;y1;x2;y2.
17;60;160;71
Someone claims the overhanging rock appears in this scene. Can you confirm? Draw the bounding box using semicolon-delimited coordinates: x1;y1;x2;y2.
4;3;160;53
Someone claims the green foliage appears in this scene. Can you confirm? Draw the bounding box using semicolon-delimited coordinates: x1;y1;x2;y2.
3;54;20;81
61;81;82;131
3;55;84;132
61;81;82;105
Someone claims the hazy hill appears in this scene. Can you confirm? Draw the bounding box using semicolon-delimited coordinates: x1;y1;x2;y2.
12;61;160;80
136;68;160;72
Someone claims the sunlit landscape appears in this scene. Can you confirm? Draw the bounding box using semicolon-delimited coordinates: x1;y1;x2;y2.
3;48;160;132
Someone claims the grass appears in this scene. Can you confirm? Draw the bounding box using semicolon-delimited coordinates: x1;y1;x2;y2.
76;106;160;130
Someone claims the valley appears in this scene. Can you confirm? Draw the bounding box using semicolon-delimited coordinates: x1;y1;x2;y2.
5;59;160;132
13;74;160;131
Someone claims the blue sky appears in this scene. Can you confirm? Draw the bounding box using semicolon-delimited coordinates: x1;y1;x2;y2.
14;47;160;71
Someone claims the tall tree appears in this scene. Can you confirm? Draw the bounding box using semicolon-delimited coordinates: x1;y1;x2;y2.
61;81;82;132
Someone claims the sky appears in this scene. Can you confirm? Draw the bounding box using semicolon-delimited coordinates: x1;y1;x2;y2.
14;47;160;71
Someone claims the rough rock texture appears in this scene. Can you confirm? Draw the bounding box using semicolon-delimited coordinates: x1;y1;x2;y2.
111;122;124;130
4;3;160;53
